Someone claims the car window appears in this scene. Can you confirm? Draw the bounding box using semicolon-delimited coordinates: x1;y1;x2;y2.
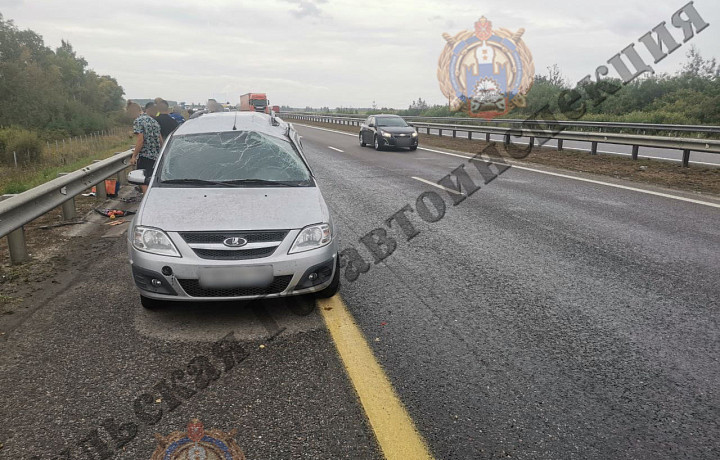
376;117;408;127
158;131;313;185
368;116;375;126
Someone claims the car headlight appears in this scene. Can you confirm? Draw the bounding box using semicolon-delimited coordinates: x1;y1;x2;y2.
381;131;392;138
411;131;418;137
289;223;332;254
132;226;181;257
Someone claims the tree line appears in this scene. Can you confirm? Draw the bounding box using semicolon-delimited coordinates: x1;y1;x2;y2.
321;47;720;126
0;14;125;138
0;14;127;165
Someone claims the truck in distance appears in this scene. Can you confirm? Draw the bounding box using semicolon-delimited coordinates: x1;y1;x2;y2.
239;93;268;112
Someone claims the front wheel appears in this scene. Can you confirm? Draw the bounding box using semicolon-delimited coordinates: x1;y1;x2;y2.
359;133;366;147
374;135;383;151
315;258;340;298
140;295;167;310
409;145;417;151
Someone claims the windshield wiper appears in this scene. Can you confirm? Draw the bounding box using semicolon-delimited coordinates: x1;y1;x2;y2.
219;178;311;187
161;178;239;187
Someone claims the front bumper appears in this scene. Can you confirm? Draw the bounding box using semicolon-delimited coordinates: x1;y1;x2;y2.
379;135;418;148
128;229;338;301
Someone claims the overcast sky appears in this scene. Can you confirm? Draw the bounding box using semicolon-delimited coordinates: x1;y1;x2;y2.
1;0;719;108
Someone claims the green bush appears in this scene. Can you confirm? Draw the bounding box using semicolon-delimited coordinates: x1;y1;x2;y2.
0;127;44;165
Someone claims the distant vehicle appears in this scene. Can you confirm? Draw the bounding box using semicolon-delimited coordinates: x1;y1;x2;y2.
272;105;280;113
239;93;268;112
126;111;340;309
359;114;418;151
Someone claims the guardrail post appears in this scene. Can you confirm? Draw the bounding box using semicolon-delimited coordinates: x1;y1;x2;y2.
504;134;511;145
452;129;456;138
439;129;443;136
117;166;128;185
57;173;76;221
631;145;639;160
7;227;28;264
529;137;535;150
92;160;108;199
467;131;472;140
486;133;491;142
590;141;598;155
682;150;690;167
1;195;28;264
557;139;564;151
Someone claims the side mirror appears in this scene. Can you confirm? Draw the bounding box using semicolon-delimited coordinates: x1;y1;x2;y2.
369;123;375;128
408;123;414;127
128;169;147;185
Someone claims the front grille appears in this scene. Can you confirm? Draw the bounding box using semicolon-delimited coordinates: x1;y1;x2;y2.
180;231;288;244
178;275;293;297
193;247;276;260
179;230;288;260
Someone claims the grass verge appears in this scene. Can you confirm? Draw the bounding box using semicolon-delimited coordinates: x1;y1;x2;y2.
0;132;133;195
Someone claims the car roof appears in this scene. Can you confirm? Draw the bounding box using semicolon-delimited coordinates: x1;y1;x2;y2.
374;114;401;118
173;111;289;138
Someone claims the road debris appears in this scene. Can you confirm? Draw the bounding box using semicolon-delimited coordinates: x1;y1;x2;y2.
38;220;86;230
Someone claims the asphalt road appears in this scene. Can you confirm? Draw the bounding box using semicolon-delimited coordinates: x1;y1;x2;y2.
296;123;720;459
0;215;381;458
1;123;719;459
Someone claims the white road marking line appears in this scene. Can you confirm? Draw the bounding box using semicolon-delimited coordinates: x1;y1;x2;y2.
328;146;344;153
417;147;720;208
411;176;464;195
302;124;716;166
295;123;355;137
296;124;720;208
507;165;720;208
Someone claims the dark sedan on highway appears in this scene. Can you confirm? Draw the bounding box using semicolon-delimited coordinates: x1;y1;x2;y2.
359;114;418;151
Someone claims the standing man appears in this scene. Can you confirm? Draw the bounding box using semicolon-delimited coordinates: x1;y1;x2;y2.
153;98;180;139
127;101;163;193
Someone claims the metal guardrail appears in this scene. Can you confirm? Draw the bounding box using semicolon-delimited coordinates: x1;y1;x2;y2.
283;114;720;167
286;112;720;135
0;148;133;264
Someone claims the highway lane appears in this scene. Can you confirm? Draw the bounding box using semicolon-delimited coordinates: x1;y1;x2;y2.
295;124;720;459
1;123;718;459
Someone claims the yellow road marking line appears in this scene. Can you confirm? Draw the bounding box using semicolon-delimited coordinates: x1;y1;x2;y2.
318;295;435;460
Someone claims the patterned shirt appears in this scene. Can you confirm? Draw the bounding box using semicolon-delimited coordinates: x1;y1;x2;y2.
133;114;162;160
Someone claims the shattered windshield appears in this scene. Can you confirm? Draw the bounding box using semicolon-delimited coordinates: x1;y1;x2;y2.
158;131;312;186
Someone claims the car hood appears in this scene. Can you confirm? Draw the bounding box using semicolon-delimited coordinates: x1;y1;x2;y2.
378;126;415;134
138;186;329;231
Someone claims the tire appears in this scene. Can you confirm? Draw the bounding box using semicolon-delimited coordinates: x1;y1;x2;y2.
315;258;340;299
359;133;366;147
409;146;417;151
140;295;167;310
374;135;383;151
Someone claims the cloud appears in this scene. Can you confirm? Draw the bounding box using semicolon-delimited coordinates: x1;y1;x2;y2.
0;0;23;8
281;0;328;18
1;0;718;108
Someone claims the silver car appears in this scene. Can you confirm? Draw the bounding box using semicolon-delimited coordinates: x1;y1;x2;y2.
127;112;339;309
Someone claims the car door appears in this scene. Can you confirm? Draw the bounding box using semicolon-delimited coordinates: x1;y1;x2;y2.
363;117;375;143
360;116;369;142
